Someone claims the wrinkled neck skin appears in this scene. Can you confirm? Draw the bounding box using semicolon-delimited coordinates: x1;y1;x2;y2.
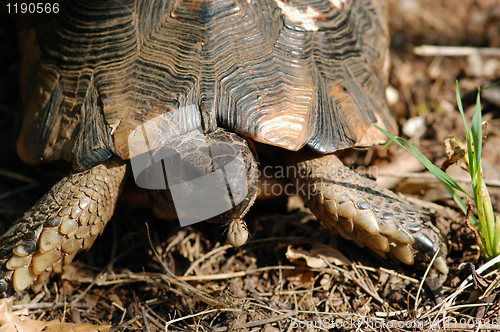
144;128;259;226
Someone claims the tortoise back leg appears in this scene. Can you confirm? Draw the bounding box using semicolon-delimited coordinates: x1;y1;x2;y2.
288;153;448;276
0;158;127;296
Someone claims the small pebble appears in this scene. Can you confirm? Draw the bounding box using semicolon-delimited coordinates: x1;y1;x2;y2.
385;86;399;106
402;116;426;138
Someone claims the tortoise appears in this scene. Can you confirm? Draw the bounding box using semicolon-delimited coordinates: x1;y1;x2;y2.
1;0;448;296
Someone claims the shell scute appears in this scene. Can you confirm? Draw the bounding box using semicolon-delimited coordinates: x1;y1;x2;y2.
18;0;395;169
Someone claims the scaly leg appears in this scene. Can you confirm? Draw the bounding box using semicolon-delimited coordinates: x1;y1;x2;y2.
288;154;448;276
0;158;127;296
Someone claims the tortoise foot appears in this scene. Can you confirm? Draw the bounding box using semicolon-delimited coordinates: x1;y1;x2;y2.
0;159;127;296
291;154;448;276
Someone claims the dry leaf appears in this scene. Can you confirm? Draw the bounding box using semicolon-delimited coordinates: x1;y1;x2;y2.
442;136;467;172
0;299;111;332
285;244;351;268
0;298;46;332
108;294;123;308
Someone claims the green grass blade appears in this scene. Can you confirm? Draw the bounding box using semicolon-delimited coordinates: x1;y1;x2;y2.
377;126;471;198
456;81;476;180
479;81;500;92
376;125;482;234
495;216;500;255
470;91;494;251
379;82;499;261
471;90;482;187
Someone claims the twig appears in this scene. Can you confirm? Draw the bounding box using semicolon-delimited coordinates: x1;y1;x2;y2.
479;273;500;300
70;246;135;305
164;308;240;331
141;305;150;332
413;250;440;317
145;224;229;308
183;244;232;276
422;255;500;326
112;302;127;325
354;265;420;284
211;310;299;332
414;45;500;57
351;264;384;305
144;305;168;329
117;316;140;330
12;302;91;311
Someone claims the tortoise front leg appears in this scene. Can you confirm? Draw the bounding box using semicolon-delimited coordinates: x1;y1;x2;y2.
288;154;448;276
0;158;127;296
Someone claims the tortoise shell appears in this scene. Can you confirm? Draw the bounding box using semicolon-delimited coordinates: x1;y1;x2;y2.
17;0;396;170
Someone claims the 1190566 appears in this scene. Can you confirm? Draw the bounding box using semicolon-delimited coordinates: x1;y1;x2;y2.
6;3;59;14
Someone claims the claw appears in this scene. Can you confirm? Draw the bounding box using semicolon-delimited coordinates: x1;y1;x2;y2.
390;244;414;265
433;256;449;275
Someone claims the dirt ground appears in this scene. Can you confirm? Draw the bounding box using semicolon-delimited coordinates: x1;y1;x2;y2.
1;0;500;331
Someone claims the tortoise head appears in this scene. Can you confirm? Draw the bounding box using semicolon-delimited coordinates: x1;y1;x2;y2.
131;128;258;246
